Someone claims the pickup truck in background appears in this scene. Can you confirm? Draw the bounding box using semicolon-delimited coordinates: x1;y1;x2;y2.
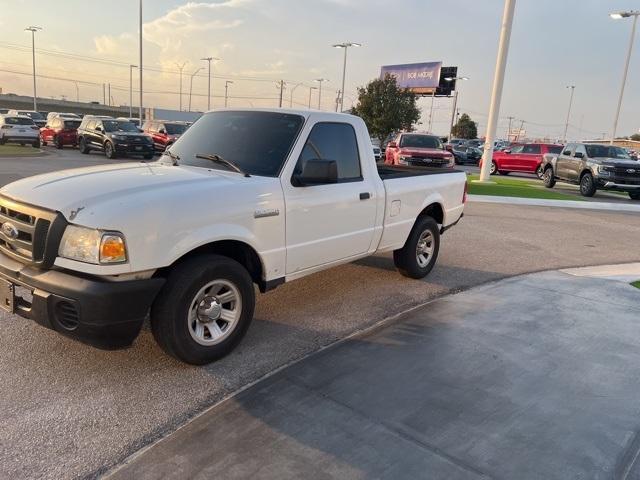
0;109;466;365
385;132;455;168
541;142;640;199
480;143;563;178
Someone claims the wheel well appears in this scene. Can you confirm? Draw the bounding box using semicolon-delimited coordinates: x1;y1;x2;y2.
161;240;264;289
580;169;592;180
418;202;444;225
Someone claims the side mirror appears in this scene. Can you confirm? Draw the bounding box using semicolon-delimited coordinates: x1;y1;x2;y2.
503;149;511;154
387;141;397;149
158;129;166;135
293;159;338;186
574;152;584;159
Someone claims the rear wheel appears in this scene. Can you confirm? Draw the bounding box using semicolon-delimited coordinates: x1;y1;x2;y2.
79;137;90;154
629;192;640;200
490;161;498;175
543;167;556;188
32;139;40;148
55;136;63;149
580;172;597;197
104;141;117;159
150;254;255;365
535;165;544;179
393;216;440;279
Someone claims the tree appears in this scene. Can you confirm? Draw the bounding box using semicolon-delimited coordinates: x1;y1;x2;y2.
630;133;640;141
350;74;420;147
451;113;477;139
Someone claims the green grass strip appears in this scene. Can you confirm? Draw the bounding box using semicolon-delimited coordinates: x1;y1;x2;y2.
467;174;585;201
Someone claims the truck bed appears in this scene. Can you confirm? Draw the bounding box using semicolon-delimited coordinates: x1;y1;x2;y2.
377;165;463;180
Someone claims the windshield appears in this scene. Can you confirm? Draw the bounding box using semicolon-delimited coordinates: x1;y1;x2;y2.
548;145;563;154
103;120;139;133
165;123;187;135
165;111;305;177
400;134;442;149
63;120;81;129
585;145;631;159
5;117;34;125
19;111;43;120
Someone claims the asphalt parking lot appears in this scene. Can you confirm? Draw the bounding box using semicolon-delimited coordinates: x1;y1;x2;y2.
2;149;640;479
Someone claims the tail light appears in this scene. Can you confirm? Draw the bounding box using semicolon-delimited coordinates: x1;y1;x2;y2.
462;180;468;204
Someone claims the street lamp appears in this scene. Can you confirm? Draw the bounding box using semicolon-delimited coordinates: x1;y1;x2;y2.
308;86;318;109
289;82;303;108
188;67;203;112
175;62;187;111
609;10;639;144
25;26;42;111
201;56;219;111
224;80;233;107
332;42;361;112
445;76;469;140
129;65;137;118
314;78;328;110
562;85;575;143
138;0;143;123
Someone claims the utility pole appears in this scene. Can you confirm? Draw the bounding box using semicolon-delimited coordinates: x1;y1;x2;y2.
314;78;328;110
224;80;233;107
563;85;575;143
335;90;341;112
129;64;137;118
139;0;143;123
278;80;285;108
506;116;515;140
289;83;302;107
428;90;436;132
25;26;42;111
188;67;203;112
477;0;517;182
108;83;111;106
201;57;219;111
515;119;525;142
308;86;318;108
74;82;79;102
175;62;187;111
103;83;106;105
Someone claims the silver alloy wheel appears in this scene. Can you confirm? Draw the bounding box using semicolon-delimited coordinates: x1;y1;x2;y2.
187;279;242;346
416;229;435;268
490;162;497;174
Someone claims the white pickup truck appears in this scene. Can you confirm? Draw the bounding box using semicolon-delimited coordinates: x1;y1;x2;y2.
0;109;465;364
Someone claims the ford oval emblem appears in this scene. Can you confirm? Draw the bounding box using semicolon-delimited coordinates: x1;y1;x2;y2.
1;222;19;240
627;169;636;173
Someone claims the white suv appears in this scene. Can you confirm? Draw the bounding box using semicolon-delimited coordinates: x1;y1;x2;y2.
0;115;40;147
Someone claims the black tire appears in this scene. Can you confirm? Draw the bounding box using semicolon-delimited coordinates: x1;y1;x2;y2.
499;171;510;176
393;216;441;279
629;192;640;200
55;136;63;149
150;254;255;365
32;139;40;148
543;167;556;188
79;137;90;154
40;135;47;147
143;153;154;160
104;141;117;159
580;172;597;197
535;165;544;180
490;161;498;175
0;138;5;145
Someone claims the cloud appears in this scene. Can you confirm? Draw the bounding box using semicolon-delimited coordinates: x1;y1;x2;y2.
94;33;136;56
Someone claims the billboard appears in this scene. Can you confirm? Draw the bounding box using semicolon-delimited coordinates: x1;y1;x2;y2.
380;62;442;94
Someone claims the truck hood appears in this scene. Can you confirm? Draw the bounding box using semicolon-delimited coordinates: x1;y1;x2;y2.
0;162;244;222
399;148;450;158
595;158;639;167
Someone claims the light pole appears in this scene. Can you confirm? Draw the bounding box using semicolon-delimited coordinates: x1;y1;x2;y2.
562;85;575;143
314;78;328;110
74;82;79;102
188;67;203;112
478;0;517;183
445;76;468;140
332;42;361;112
129;64;137;118
289;82;303;108
609;10;639;144
224;80;233;107
175;62;187;111
201;56;219;111
138;0;143;123
25;26;41;111
308;86;318;108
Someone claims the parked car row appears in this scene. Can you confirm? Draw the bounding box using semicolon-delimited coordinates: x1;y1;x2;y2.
0;114;41;147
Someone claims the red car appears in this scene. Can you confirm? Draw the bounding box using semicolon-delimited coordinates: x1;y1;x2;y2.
142;120;189;152
385;133;454;168
481;143;563;178
40;117;81;149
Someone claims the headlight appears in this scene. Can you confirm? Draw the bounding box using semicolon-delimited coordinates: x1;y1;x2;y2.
598;165;613;176
398;155;410;165
59;225;127;264
445;154;455;168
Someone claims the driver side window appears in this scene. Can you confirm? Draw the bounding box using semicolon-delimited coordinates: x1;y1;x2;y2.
510;145;524;154
293;122;362;184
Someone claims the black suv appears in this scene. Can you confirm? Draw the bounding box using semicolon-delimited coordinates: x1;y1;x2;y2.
541;142;640;200
77;117;154;159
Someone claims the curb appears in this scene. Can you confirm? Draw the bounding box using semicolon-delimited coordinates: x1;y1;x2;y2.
468;194;640;212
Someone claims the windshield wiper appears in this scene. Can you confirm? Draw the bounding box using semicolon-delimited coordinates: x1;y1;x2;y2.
195;153;250;177
162;150;181;166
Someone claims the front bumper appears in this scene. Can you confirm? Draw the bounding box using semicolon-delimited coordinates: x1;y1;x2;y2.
597;178;640;192
0;251;165;349
113;142;154;156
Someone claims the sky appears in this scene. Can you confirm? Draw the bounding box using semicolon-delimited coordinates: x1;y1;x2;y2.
0;0;638;140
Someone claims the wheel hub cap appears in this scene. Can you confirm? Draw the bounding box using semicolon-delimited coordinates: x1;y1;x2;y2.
197;296;222;322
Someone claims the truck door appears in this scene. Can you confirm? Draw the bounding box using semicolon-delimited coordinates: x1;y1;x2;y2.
282;121;378;274
556;144;575;180
568;144;587;182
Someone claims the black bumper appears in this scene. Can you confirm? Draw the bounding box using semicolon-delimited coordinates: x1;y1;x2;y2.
0;252;165;349
113;142;154;156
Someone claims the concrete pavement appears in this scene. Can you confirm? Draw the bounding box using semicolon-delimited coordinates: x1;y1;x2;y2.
109;270;640;480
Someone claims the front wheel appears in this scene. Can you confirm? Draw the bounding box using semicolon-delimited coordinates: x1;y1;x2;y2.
536;165;544;179
79;137;90;154
490;161;498;175
104;141;117;159
150;254;255;365
543;168;556;188
393;216;440;279
580;172;597;197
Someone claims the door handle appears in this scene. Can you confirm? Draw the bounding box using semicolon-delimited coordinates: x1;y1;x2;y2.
359;192;371;200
